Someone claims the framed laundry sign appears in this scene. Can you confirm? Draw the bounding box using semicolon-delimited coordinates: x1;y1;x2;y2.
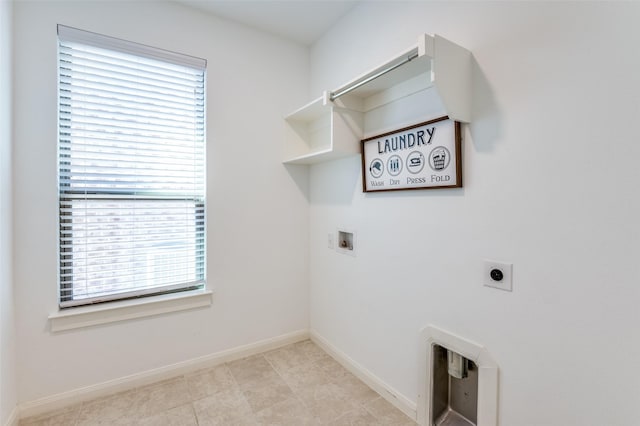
361;116;462;192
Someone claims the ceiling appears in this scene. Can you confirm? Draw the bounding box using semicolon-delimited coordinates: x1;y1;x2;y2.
178;1;359;45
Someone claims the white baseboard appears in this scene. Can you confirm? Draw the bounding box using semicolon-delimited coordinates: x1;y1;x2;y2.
310;329;417;421
3;406;18;426
18;329;309;420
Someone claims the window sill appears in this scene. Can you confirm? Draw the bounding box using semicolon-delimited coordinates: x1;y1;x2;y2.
48;289;213;332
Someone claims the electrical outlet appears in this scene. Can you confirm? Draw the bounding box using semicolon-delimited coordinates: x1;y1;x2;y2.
483;260;513;292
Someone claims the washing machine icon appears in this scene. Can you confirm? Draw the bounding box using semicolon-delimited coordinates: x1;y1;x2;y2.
369;158;384;178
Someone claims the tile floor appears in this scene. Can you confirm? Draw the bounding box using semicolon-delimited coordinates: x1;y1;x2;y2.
20;340;416;425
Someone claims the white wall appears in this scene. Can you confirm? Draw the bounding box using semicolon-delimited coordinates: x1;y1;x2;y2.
12;1;310;403
0;0;17;423
309;2;640;426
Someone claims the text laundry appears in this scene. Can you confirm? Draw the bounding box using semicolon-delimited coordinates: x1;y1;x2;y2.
377;127;435;154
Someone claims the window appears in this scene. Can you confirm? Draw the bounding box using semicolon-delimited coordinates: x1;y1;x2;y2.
57;25;206;308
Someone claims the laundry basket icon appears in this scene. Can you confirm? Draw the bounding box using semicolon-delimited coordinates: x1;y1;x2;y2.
432;148;447;170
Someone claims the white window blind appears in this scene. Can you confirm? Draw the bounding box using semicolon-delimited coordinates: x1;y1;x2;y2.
57;25;206;308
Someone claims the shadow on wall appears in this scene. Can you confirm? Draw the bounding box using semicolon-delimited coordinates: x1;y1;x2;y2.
469;55;502;153
283;163;311;202
308;156;361;205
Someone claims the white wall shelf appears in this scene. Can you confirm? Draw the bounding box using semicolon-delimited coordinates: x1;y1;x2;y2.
283;93;364;165
282;33;471;165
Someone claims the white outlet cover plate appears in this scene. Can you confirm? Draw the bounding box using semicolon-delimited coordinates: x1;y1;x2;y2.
484;260;513;291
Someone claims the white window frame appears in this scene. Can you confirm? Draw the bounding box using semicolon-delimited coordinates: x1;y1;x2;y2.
56;25;207;310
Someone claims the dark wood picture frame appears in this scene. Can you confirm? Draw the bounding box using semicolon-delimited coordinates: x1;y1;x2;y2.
360;116;462;193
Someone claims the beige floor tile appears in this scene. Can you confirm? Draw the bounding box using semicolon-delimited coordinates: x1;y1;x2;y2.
279;362;330;392
365;397;416;425
185;364;237;400
242;376;294;413
199;416;258;426
263;344;311;373
253;397;320;426
329;373;379;406
76;416;139;426
227;355;280;390
298;383;360;424
135;377;192;418
329;406;382;426
19;404;81;426
193;387;255;425
294;340;327;363
138;403;198;426
314;354;352;380
75;389;143;425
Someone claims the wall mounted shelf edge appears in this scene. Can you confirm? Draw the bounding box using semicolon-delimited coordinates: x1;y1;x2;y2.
282;33;471;165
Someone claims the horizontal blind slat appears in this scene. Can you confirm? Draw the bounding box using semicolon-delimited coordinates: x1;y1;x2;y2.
60;90;203;117
59;280;206;308
59;74;202;106
60;63;203;95
60;258;206;277
59;76;203;108
59;48;204;84
59;135;204;154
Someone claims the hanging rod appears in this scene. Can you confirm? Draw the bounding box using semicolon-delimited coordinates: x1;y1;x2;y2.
329;50;420;102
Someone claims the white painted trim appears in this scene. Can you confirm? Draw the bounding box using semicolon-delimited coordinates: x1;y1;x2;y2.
310;329;417;421
18;329;309;419
3;406;18;426
417;325;498;426
48;289;214;332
